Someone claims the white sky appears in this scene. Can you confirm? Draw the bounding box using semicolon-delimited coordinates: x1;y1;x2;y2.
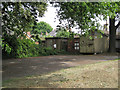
37;4;59;29
37;4;109;33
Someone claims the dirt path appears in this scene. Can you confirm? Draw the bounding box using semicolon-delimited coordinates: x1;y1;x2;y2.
2;55;118;81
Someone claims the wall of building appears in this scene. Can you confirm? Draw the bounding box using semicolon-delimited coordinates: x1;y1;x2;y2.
45;37;68;50
46;36;109;54
80;37;94;53
116;26;120;35
94;36;109;53
80;35;109;53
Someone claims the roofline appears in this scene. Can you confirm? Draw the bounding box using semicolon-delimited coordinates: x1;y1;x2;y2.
45;37;80;39
45;37;68;39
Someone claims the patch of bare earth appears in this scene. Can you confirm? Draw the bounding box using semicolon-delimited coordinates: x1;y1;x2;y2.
3;60;118;88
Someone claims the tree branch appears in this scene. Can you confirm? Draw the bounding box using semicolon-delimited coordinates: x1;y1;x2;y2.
115;21;120;29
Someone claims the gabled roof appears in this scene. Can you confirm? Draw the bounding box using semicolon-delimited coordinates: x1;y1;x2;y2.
49;29;57;37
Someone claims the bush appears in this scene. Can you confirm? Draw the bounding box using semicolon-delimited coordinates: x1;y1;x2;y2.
12;39;59;58
3;36;64;59
39;47;58;56
43;47;55;55
15;38;40;58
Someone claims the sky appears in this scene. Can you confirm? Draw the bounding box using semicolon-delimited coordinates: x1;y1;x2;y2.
37;4;110;33
37;4;59;30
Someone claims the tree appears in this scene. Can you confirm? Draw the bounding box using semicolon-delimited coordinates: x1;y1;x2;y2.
2;2;47;54
31;21;53;35
108;3;120;53
2;2;47;37
52;2;120;53
56;25;70;37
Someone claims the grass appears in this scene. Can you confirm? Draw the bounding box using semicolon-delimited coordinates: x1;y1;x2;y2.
2;60;118;88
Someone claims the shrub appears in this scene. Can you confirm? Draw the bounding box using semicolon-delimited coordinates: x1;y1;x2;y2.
43;47;54;55
15;38;40;58
11;38;59;58
3;36;64;59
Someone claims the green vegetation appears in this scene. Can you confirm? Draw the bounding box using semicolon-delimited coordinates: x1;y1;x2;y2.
2;3;56;59
2;37;68;59
14;38;40;58
3;60;118;88
82;29;105;40
2;2;120;58
52;2;120;53
31;21;53;35
2;2;47;58
56;25;70;37
56;25;80;38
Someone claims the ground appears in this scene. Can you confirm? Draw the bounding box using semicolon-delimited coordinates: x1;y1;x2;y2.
2;54;119;88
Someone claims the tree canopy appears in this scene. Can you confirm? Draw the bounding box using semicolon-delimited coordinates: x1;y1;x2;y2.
2;2;47;54
2;2;47;38
31;21;53;35
56;25;70;37
52;2;120;52
52;2;120;31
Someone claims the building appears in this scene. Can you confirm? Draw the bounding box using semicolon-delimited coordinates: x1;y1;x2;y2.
49;29;57;37
45;37;68;51
80;30;109;54
45;30;109;54
67;38;80;53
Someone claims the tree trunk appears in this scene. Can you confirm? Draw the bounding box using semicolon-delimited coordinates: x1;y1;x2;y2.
109;18;116;53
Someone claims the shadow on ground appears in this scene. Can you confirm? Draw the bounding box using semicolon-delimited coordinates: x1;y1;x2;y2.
2;55;118;81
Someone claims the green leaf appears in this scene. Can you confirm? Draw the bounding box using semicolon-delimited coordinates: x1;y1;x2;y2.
89;36;93;40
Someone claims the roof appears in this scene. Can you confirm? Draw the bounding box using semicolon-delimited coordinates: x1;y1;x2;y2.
49;29;57;37
45;37;68;39
45;37;80;40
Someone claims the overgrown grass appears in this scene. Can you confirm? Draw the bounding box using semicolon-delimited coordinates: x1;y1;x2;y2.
2;60;118;88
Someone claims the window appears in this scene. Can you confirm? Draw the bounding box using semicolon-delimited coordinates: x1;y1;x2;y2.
74;42;79;50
